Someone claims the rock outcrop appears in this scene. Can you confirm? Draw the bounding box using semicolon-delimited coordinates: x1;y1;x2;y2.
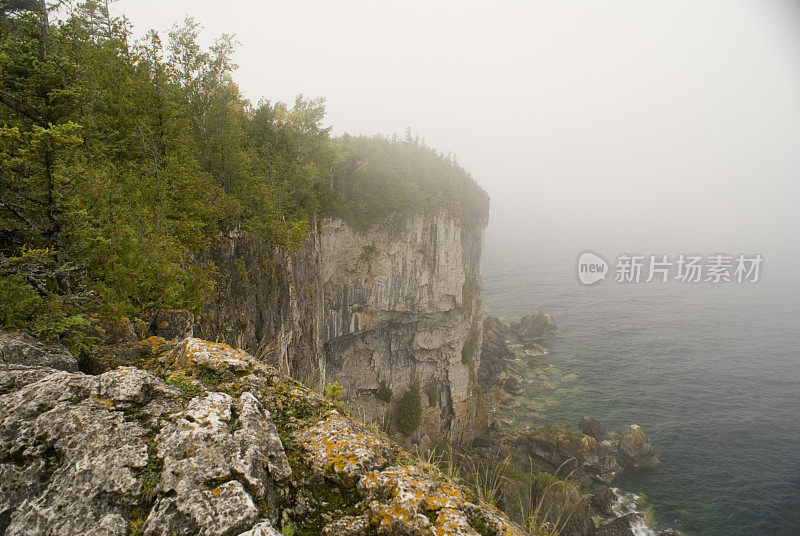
321;210;488;438
617;425;659;467
0;331;78;372
590;487;619;516
579;416;614;443
512;424;621;482
511;312;556;347
146;310;195;341
0;336;527;536
478;316;516;389
197;207;489;440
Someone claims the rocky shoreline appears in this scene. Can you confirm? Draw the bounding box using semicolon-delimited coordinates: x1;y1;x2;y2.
0;311;678;536
468;312;675;536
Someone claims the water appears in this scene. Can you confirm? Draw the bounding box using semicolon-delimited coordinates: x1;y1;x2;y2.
481;229;800;536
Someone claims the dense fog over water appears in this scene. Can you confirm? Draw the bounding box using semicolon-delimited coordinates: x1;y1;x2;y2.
116;0;800;256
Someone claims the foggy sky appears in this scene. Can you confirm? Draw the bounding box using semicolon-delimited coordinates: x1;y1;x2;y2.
114;0;800;254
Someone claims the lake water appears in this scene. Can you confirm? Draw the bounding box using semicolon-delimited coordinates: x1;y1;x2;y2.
481;228;800;536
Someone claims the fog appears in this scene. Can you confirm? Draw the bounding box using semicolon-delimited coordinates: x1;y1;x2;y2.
114;0;800;256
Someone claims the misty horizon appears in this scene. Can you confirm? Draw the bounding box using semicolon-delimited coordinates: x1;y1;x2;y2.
114;0;800;255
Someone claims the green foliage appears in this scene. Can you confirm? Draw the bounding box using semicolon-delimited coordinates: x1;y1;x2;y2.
280;522;296;536
425;376;439;407
0;4;486;347
332;132;489;227
377;378;393;403
166;375;202;400
0;272;41;328
397;376;422;436
323;381;345;404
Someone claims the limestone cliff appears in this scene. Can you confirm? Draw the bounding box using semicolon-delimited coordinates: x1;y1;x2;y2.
197;206;489;440
320;209;487;439
0;335;528;536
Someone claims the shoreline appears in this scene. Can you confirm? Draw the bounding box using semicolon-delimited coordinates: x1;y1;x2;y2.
477;312;678;536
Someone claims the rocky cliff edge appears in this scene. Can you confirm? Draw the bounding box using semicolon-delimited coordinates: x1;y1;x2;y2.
0;334;528;536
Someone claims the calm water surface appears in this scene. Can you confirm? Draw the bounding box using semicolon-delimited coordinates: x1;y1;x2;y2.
481;230;800;536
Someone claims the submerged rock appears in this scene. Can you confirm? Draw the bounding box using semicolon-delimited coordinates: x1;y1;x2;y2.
0;336;529;536
0;331;78;371
618;425;659;467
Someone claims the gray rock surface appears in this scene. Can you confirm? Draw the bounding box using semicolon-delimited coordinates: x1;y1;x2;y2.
0;336;529;536
512;312;556;345
513;425;621;482
580;416;612;442
198;208;489;440
618;424;659;467
478;316;515;388
591;487;619;516
0;331;78;371
147;310;194;341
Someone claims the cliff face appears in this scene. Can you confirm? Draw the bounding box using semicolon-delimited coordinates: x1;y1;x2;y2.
195;222;326;385
197;207;488;439
320;209;486;438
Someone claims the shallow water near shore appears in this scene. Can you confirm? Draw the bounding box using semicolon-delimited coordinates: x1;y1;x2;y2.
481;229;800;536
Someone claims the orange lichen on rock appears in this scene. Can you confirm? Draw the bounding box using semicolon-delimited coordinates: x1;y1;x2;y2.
295;410;400;487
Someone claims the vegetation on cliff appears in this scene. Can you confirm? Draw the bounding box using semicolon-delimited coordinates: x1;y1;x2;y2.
0;1;487;347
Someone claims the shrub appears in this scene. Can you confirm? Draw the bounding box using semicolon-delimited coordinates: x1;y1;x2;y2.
324;381;346;404
397;376;422;436
425;377;438;407
377;379;393;403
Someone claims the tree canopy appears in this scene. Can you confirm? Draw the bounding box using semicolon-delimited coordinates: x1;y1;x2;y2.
0;1;487;348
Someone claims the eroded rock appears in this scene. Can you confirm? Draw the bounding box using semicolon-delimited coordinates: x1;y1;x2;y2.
0;336;529;536
591;487;619;516
0;331;78;371
617;425;658;467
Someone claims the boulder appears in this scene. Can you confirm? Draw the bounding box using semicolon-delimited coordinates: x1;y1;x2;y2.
579;416;611;442
591;487;619;516
618;425;659;467
512;424;621;481
86;317;139;346
595;513;648;536
504;375;523;394
0;331;78;371
147;309;194;341
513;312;556;345
478;316;514;388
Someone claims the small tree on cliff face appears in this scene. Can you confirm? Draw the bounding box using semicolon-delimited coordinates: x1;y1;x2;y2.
397;376;422;436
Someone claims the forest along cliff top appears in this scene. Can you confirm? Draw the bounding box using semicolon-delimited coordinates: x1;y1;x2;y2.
0;334;530;536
